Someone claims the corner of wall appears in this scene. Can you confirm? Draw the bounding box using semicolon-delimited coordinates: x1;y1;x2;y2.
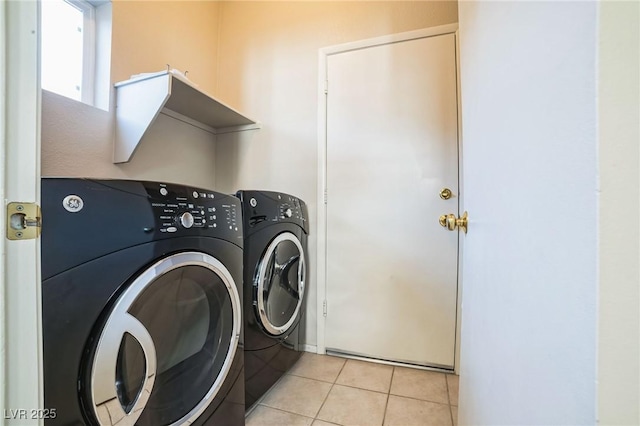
597;1;640;423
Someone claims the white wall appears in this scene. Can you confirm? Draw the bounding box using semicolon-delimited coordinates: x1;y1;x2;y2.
597;1;640;423
214;0;459;348
458;2;598;424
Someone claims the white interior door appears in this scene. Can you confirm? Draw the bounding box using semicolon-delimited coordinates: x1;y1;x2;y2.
1;0;43;423
324;32;459;368
457;2;600;424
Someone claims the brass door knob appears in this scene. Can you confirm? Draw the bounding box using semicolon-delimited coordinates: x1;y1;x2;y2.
439;213;456;230
438;211;468;234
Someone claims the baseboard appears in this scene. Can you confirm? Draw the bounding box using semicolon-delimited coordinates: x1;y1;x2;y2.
302;344;317;353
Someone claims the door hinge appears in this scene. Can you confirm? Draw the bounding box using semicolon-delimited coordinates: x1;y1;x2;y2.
324;188;327;204
6;202;42;240
324;80;328;95
323;300;327;317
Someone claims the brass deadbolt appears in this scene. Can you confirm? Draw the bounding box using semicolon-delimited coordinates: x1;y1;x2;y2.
439;188;453;200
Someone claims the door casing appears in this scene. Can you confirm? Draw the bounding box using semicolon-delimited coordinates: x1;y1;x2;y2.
316;23;464;373
1;0;44;423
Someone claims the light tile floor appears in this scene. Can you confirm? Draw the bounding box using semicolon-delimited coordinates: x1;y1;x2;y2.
246;353;459;426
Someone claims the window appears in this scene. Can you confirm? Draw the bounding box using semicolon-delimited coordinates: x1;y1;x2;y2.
40;0;111;110
41;0;94;102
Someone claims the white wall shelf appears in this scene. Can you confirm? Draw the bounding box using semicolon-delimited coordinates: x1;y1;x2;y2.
113;70;260;163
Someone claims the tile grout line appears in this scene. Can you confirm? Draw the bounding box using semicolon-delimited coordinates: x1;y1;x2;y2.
313;358;349;423
256;385;452;425
387;390;451;406
259;355;455;425
381;366;395;426
288;371;337;384
446;374;454;426
255;355;344;424
330;381;392;396
255;403;316;423
314;382;336;423
293;369;450;404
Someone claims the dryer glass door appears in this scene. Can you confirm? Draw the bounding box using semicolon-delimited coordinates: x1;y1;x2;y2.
255;232;306;336
88;252;241;426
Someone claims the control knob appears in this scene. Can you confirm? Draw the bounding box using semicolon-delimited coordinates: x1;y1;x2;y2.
179;212;195;228
284;208;292;218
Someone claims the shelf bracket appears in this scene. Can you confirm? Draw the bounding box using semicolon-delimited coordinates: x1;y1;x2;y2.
113;73;171;163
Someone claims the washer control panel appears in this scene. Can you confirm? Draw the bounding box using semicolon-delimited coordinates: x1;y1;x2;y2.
147;182;242;239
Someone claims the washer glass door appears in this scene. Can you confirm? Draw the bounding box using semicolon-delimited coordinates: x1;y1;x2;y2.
88;252;241;426
255;232;306;336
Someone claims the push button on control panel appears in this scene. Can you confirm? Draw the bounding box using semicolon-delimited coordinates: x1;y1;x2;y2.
222;203;239;232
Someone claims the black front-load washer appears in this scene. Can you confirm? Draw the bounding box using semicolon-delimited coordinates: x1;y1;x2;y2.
41;178;244;426
235;190;308;411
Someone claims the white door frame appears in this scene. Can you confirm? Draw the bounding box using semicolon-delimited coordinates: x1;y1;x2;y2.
316;23;464;372
1;1;44;424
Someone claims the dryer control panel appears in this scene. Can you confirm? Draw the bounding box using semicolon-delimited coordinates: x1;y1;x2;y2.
145;182;242;240
277;195;305;222
41;178;243;279
237;190;308;234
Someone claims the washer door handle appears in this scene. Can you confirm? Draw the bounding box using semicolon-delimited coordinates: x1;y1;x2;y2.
92;313;157;426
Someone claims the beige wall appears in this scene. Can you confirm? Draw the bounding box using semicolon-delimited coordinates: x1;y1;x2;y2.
214;1;459;346
111;0;220;94
41;91;219;189
36;1;640;419
597;1;640;423
42;0;458;347
42;1;221;188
